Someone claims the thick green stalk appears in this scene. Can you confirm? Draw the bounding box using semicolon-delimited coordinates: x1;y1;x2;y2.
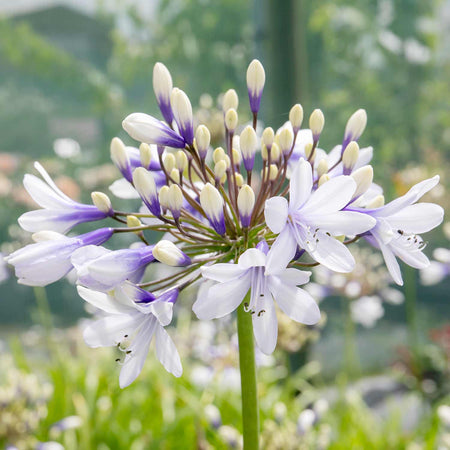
343;297;359;379
237;299;259;450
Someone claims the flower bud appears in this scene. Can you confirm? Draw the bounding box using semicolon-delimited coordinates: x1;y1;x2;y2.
247;59;265;113
213;147;226;164
158;185;170;209
91;192;113;216
139;143;152;169
225;108;238;132
175;150;188;172
366;194;385;209
110;137;132;181
344;109;367;148
232;148;241;166
278;127;294;155
342;141;359;174
171;87;194;145
270;142;281;162
304;143;313;160
200;183;225;235
316;159;328;178
351;165;373;199
222;154;231;169
127;215;142;229
170;168;180;184
163;153;176;173
153;62;174;124
318;174;330;187
309;109;325;140
289;104;304;132
168;184;183;219
235;172;244;187
153;240;191;266
132;167;161;216
240;125;258;171
261;144;268;161
214;160;227;180
237;184;255;227
269;164;278;181
195;125;211;159
223;89;239;113
262;127;274;149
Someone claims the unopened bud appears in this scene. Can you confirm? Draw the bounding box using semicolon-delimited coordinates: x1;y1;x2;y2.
344;109;367;145
132;167;160;216
110;137;131;181
351;165;373;199
91;192;113;215
342;141;359;174
175;150;188;172
289;104;304;132
168;184;183;219
261;143;268;161
278;127;294;155
171;87;194;144
235;173;244;187
222;155;231;169
247;59;265;113
240;125;258;171
304;143;313;160
163;153;176;173
139;143;152;169
262;127;274;148
232;148;241;166
127;215;142;229
237;184;255;227
200;183;225;235
195;125;211;159
213;147;226;164
158;185;170;209
153;240;191;266
153;62;174;124
309;109;325;140
316;159;328;178
269;164;278;181
366;194;385;209
214;160;227;180
223;89;239;113
318;174;330;187
225;108;238;132
170;168;180;184
271;142;281;162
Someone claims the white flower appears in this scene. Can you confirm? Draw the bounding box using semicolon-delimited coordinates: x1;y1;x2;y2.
193;241;320;355
78;283;182;388
350;296;384;328
264;158;376;273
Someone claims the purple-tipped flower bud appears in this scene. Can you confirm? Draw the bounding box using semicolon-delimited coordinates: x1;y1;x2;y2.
223;89;239;113
309;109;325;141
289;104;304;132
91;192;113;216
110;137;132;181
153;240;191;266
278;127;294;156
240;125;258;171
237;184;255;228
132;167;161;216
168;184;183;219
342;141;359;175
343;109;367;151
195;125;210;159
200;183;225;235
246;59;265;114
153;62;174;125
225;108;238;132
171;88;194;145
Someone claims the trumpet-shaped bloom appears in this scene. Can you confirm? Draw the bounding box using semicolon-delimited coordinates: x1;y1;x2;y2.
19;162;110;234
264;159;376;273
193;242;320;355
6;228;113;286
79;283;182;387
361;176;444;285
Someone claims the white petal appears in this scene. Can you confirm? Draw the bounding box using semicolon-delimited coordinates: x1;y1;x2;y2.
264;196;289;233
265;229;297;275
193;273;251;320
269;280;320;325
18;209;79;234
307;211;375;235
377;239;403;285
109;178;140;199
276;268;311;286
201;263;246;282
391;244;430;270
387;203;444;234
34;161;73;202
155;326;182;377
252;294;278;355
23;174;69;209
289;158;313;210
309;233;355;273
77;285;135;315
301;176;356;216
238;249;266;269
149;300;173;326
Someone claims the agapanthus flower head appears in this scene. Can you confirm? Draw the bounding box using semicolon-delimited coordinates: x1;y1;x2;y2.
7;58;444;386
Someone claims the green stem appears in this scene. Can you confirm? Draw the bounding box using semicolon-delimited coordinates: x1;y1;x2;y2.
237;299;259;450
343;297;359;379
404;266;419;365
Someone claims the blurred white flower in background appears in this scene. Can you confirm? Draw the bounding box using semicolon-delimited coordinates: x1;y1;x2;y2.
53;138;81;159
350;296;384;328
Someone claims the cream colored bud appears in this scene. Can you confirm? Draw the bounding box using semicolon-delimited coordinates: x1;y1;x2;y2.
262;127;275;148
110;137;127;168
235;173;244;187
237;184;255;227
175;150;188;171
309;109;325;138
278;127;294;154
91;192;112;214
170;168;180;184
261;143;268;161
200;183;224;221
342;141;359;170
289;104;304;131
345;109;367;141
318;174;330;187
240;125;258;161
223;89;239;112
316;159;328;178
335;235;345;242
153;62;173;103
351;165;373;198
304;143;313;160
163;153;176;173
270;142;281;162
232;148;241;166
168;184;183;213
232;135;240;151
139;143;152;168
222;155;231;169
195;125;211;157
132;167;157;199
153;240;190;266
214;160;227;180
246;59;265;97
158;185;170;208
170;87;193;128
366;194;385;209
127;215;142;229
269;164;278;181
213;147;226;164
225;108;238;132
